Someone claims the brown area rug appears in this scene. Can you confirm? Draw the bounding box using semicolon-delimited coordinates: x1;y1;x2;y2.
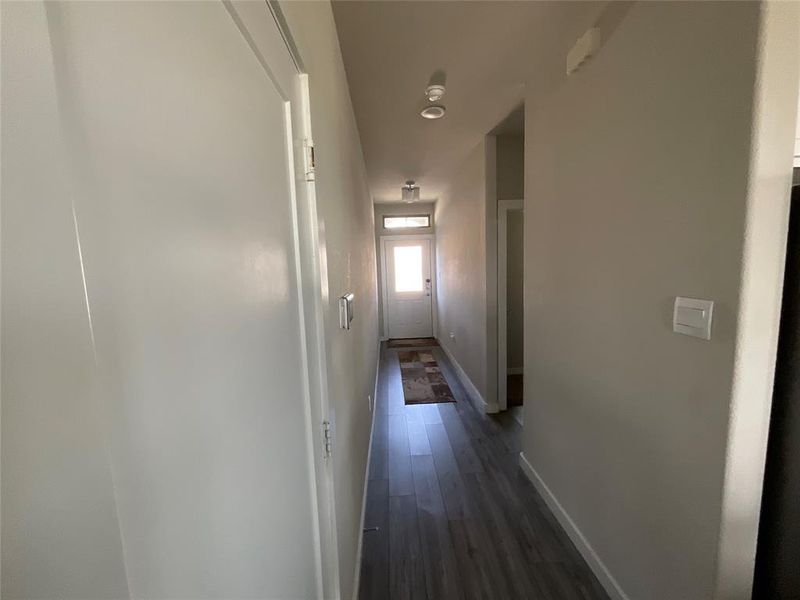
397;350;455;405
387;337;439;348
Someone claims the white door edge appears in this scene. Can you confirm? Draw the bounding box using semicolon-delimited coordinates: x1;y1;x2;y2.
224;4;338;598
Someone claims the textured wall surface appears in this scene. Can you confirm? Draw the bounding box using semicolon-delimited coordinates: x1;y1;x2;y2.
521;3;786;599
436;142;489;401
280;2;380;599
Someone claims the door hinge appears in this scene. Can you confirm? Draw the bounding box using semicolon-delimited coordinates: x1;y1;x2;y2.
322;420;332;458
303;139;316;182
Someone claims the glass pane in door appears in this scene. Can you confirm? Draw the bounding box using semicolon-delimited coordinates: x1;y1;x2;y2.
394;245;423;292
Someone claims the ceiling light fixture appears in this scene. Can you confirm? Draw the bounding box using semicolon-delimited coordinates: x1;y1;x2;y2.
426;84;446;102
402;180;420;203
420;105;446;120
421;83;446;120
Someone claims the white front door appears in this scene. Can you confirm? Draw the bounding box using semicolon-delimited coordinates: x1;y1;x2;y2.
385;238;433;338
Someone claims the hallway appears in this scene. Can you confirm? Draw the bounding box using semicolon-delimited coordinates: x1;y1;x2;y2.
359;343;609;599
5;2;800;599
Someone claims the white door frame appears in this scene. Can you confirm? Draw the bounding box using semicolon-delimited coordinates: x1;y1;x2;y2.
498;199;524;412
380;234;438;339
227;3;338;598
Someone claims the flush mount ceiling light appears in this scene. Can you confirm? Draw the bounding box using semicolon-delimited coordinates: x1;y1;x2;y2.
421;83;446;119
420;105;446;120
426;84;446;102
402;180;420;203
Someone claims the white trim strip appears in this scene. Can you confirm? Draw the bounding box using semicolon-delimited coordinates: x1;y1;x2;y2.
351;341;382;599
439;342;498;414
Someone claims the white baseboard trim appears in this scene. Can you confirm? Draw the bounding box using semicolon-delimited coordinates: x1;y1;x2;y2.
352;341;382;600
439;341;499;414
518;452;629;600
507;367;523;375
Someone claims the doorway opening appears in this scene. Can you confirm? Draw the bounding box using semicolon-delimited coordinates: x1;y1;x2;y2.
753;179;800;599
380;234;437;340
489;107;525;419
498;199;524;423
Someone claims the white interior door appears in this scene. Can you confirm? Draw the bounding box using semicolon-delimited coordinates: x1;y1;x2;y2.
6;2;332;598
385;238;433;338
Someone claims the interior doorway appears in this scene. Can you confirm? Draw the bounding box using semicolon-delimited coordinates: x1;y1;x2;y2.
381;235;436;339
754;183;800;599
498;199;524;421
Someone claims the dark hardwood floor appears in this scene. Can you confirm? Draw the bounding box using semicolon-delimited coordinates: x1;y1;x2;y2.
359;342;610;600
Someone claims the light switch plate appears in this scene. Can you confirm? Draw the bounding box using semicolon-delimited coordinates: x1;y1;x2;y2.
673;297;713;340
339;293;354;330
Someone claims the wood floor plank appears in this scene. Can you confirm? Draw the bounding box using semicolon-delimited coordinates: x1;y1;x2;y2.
448;518;518;600
389;494;427;600
425;422;474;520
359;478;389;600
405;404;426;423
429;350;511;440
462;471;543;597
431;349;513;453
360;343;610;600
420;403;443;425
388;413;414;496
406;415;432;456
438;403;484;474
469;436;579;565
369;409;389;480
405;406;432;456
370;350;391;480
534;561;591;600
411;454;464;600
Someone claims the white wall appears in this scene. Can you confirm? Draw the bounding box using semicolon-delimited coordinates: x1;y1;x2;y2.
438;131;526;408
1;5;131;597
522;2;798;599
435;133;524;409
1;2;378;599
278;3;380;599
497;134;525;372
374;202;435;338
795;84;800;167
4;2;319;598
435;141;491;407
497;135;525;201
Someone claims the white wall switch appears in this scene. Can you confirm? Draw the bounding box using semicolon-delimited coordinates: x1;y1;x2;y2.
673;297;713;340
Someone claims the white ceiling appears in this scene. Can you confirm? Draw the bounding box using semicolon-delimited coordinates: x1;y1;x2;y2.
331;1;602;203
